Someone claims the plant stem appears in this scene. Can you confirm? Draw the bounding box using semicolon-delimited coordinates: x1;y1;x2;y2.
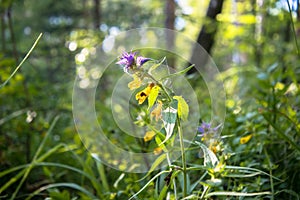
177;119;187;197
264;148;274;200
166;153;177;199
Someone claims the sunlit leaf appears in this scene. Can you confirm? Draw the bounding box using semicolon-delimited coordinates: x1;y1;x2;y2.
148;85;160;109
173;96;189;121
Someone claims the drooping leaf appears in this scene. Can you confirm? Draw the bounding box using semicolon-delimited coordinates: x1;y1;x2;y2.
128;74;142;90
160;105;177;144
150;100;163;121
196;141;219;168
173;96;189;121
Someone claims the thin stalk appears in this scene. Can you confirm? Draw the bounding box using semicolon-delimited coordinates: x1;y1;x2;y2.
286;0;300;55
264;148;274;200
0;33;43;88
200;185;209;199
177;119;187;197
166;153;177;199
10;116;60;200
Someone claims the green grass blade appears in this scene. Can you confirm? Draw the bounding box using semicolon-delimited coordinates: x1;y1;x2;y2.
96;160;110;192
205;191;271;198
10;116;60;200
128;170;170;200
25;183;98;200
0;169;26;194
0;109;27;125
0;164;29;178
225;165;282;181
137;153;167;182
0;33;43;89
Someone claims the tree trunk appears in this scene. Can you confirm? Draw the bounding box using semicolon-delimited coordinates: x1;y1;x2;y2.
165;0;176;67
93;0;101;29
188;0;224;74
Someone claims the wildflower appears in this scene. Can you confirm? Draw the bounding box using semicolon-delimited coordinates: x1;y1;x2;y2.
144;130;156;142
135;83;155;104
153;147;163;155
240;134;253;144
197;122;221;134
116;51;150;73
197;122;222;144
136;56;150;67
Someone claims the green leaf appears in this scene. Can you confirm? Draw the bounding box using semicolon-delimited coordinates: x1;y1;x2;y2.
173;96;189;121
149;57;166;73
148;85;160;110
159;64;194;81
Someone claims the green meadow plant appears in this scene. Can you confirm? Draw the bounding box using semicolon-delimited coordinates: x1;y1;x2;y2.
115;51;278;199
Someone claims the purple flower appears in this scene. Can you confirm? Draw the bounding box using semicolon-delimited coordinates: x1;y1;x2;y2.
116;51;136;72
197;122;211;133
197;122;221;134
116;51;150;73
136;56;150;67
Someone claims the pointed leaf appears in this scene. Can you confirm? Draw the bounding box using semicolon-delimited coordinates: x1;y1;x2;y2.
149;57;166;73
148;85;160;109
173;96;189;121
160;64;194;81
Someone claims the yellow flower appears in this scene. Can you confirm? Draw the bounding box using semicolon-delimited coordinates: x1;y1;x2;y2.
153;147;163;155
135;83;154;104
240;134;253;144
144;130;156;142
128;74;142;90
151;100;162;121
